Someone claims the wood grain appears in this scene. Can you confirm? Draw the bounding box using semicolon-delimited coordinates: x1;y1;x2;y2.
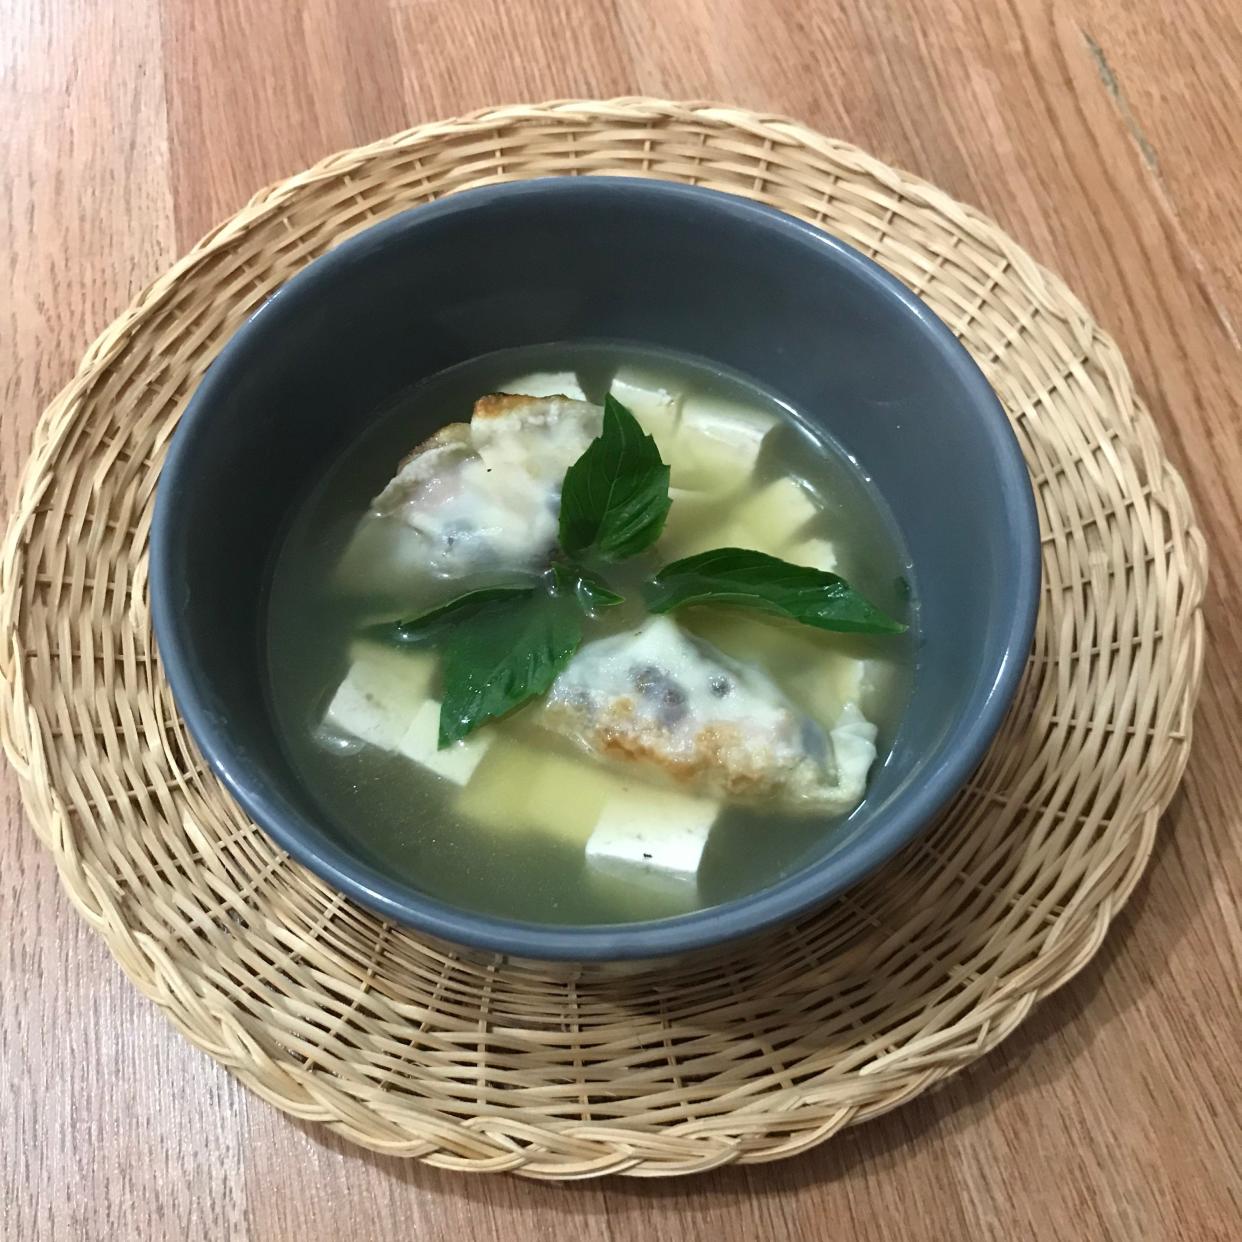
2;0;1239;1238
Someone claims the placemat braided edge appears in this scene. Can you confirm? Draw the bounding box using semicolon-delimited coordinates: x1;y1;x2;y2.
0;99;1207;1178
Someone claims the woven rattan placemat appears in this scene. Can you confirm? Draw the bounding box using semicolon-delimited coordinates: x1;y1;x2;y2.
0;100;1206;1178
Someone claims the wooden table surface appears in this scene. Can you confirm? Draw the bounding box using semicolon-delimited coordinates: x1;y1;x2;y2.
3;1;1240;1238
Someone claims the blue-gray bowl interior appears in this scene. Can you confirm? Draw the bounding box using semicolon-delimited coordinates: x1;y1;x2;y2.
150;178;1039;961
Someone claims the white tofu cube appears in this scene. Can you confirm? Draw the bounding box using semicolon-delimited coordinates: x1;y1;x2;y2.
397;699;492;785
799;654;868;728
677;394;776;458
660;478;821;559
610;372;682;456
323;644;436;750
669;394;776;492
347;640;436;704
500;371;586;400
323;670;413;751
586;787;718;882
784;534;838;573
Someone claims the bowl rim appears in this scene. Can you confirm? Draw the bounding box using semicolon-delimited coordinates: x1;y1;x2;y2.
150;177;1040;961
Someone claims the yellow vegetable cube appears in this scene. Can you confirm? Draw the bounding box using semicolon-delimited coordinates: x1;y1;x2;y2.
658;488;724;559
456;741;619;846
455;742;539;832
730;477;820;549
525;752;623;845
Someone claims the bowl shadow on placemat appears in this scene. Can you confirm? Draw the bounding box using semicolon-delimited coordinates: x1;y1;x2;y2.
277;768;1192;1191
286;798;1182;1192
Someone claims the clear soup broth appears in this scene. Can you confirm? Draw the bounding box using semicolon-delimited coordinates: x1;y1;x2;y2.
266;343;915;924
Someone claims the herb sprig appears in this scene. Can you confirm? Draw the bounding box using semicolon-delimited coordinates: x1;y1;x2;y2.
645;548;907;634
558;394;671;561
376;396;906;746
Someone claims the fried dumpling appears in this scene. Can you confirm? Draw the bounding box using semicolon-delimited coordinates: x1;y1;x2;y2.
357;392;600;579
543;617;877;812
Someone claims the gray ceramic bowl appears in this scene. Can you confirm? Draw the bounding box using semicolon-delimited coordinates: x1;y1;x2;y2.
150;178;1039;961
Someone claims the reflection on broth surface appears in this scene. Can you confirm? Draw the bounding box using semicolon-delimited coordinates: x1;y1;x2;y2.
266;343;915;924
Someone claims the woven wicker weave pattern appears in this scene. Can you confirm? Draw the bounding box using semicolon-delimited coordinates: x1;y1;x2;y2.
0;100;1206;1178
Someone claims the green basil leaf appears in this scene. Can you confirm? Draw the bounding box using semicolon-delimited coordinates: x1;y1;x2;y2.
558;394;671;561
550;561;624;612
644;548;907;635
365;584;539;647
438;594;583;746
